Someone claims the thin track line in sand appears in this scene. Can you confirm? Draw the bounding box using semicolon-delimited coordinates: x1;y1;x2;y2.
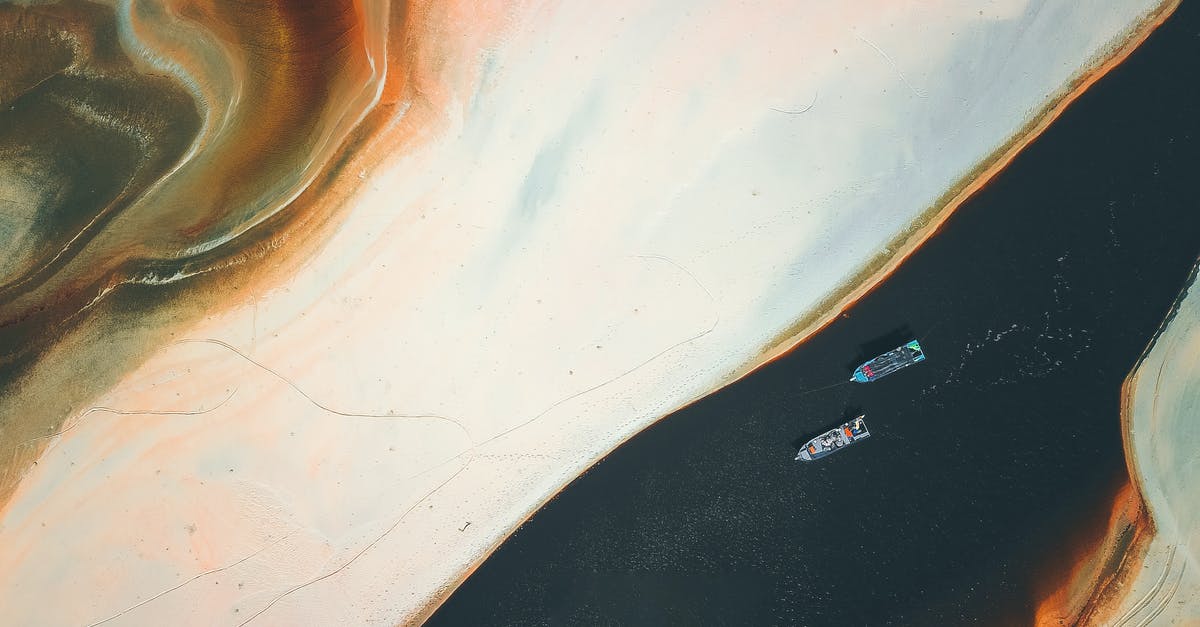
770;91;818;115
854;31;927;99
479;253;719;446
86;532;295;627
15;334;476;626
58;334;475;627
1136;555;1186;627
177;338;475;447
16;387;239;453
1112;542;1178;626
237;252;720;625
235;462;470;627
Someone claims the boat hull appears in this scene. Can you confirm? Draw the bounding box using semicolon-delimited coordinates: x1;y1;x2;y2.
796;415;870;461
851;339;925;383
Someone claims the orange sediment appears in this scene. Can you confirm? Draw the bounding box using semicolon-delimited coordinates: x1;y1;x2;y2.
1033;481;1153;626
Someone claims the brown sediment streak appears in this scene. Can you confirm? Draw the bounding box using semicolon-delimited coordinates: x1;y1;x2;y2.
0;4;199;309
0;0;511;349
0;0;383;357
214;0;523;292
407;0;1184;622
150;0;376;238
0;0;385;502
0;2;526;614
0;0;520;510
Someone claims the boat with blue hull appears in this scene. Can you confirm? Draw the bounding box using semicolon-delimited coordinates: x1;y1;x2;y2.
851;339;925;382
795;415;870;461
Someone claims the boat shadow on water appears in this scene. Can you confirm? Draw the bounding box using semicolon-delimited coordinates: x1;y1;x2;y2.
842;324;917;372
790;405;866;453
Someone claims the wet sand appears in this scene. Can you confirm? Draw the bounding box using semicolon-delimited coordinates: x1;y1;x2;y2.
1055;263;1200;626
0;0;1178;624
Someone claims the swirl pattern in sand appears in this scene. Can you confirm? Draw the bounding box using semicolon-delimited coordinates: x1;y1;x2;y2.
0;0;384;363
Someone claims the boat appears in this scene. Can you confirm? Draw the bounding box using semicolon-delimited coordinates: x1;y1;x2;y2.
851;339;925;383
795;415;870;461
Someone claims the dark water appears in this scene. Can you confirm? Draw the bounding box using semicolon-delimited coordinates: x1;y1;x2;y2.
429;5;1200;626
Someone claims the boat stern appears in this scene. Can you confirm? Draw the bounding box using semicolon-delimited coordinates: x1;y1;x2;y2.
907;339;926;362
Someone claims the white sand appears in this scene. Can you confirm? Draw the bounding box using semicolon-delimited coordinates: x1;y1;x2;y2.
1110;269;1200;626
0;1;1168;624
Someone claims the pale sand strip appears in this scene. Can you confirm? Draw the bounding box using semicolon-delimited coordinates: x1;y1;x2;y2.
1103;265;1200;626
0;1;1175;625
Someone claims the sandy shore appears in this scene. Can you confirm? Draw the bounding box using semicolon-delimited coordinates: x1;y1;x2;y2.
0;1;1173;624
1097;264;1199;626
1036;263;1199;627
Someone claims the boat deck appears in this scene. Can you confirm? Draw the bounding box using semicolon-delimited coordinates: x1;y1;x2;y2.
796;416;870;461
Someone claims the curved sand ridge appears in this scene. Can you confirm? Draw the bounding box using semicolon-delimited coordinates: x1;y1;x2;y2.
0;0;1181;625
1042;263;1200;626
1112;264;1200;626
0;0;385;371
